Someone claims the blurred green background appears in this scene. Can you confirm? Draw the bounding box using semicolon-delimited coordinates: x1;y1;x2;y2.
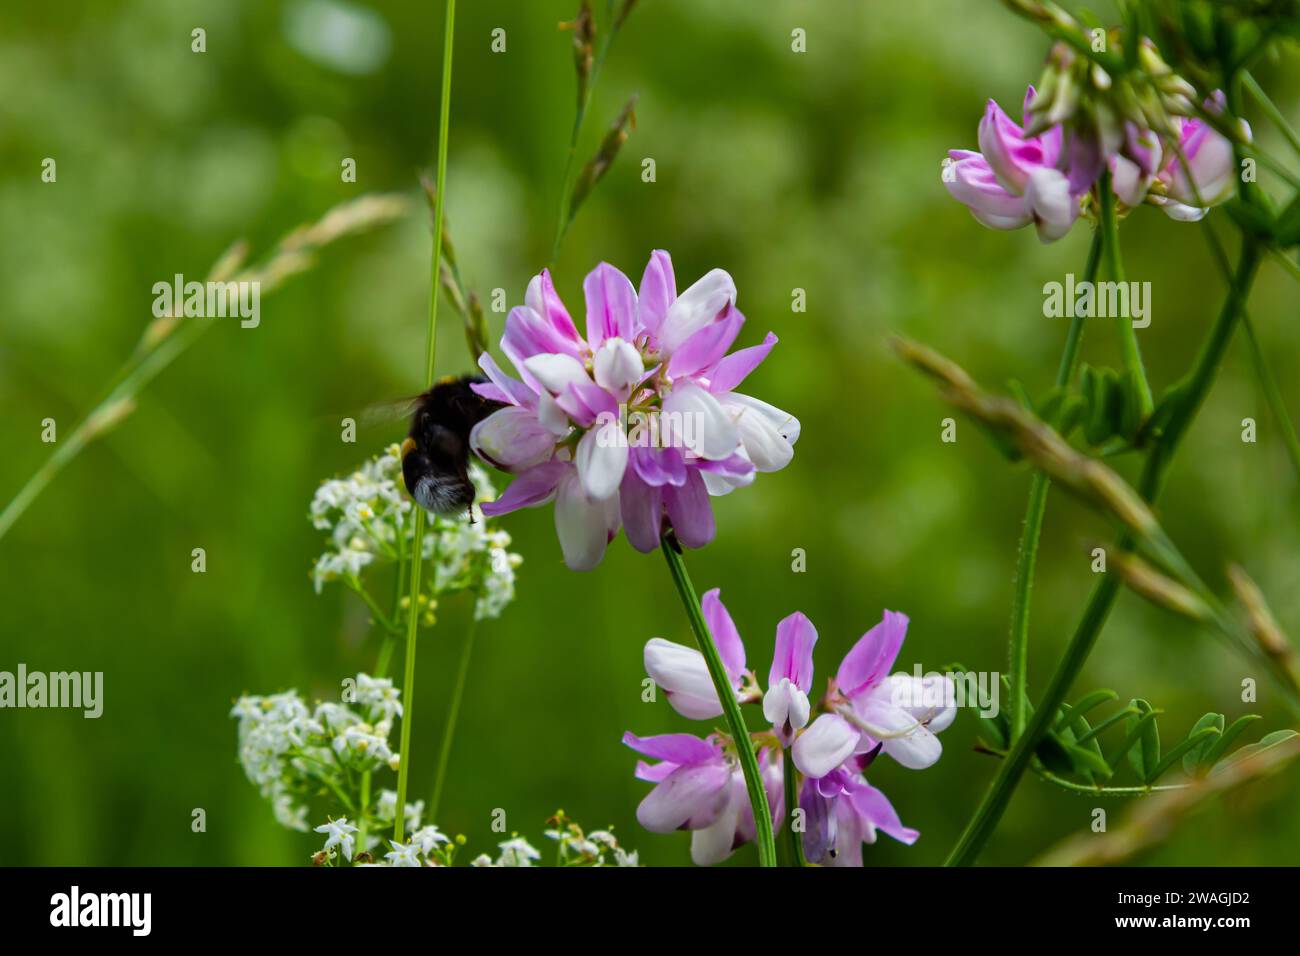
2;0;1298;866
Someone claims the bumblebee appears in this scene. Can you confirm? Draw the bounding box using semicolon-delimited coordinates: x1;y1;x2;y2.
400;374;504;515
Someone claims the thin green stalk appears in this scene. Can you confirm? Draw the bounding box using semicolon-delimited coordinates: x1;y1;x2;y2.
430;613;480;821
1098;171;1153;419
550;1;625;264
1008;230;1101;739
0;320;202;542
782;750;806;867
0;196;407;546
373;533;408;680
659;535;777;867
1243;71;1300;158
356;770;372;864
946;241;1261;866
395;0;456;845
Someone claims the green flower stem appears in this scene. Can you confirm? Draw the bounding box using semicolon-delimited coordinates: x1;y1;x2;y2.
1097;172;1153;419
429;613;480;821
373;537;408;679
782;750;806;867
946;240;1261;867
395;0;456;845
1008;230;1101;740
356;770;372;864
659;534;778;868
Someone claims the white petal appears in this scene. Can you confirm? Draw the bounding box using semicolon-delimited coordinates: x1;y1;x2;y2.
554;469;611;571
592;337;643;396
523;353;591;395
657;269;736;356
725;392;799;445
1025;166;1077;242
762;678;811;735
469;406;557;470
663;383;739;461
792;714;858;779
537;392;571;435
1154;197;1208;222
689;774;745;865
1111;154;1148;208
725;398;796;472
701;470;744;496
856;689;945;770
636;763;731;833
644;638;722;719
879;673;957;734
882;726;943;769
576;421;628;500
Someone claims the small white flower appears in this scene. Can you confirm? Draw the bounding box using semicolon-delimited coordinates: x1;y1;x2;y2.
411;825;449;855
495;836;541;867
314;818;359;863
384;840;422;867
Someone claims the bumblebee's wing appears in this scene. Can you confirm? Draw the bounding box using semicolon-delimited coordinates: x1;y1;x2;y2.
356;395;424;428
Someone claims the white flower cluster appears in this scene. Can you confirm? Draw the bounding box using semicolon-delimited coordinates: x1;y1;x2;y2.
545;820;640;867
231;673;404;833
309;445;521;620
470;836;544;868
357;825;453;867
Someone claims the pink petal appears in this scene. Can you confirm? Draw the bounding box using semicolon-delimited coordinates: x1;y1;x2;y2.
848;779;919;845
556;380;618;428
666;304;745;379
524;269;582;345
583;262;638;348
469;381;512;404
836;610;909;698
978;94;1039;194
630;444;686;488
636;762;731;833
622;730;718;767
707;332;776;394
770;611;817;691
944;150;1032;230
468;406;558;471
476;352;536;407
501;306;583;386
663;468;715;549
479;460;566;517
701;587;746;683
637;249;676;339
620;467;664;553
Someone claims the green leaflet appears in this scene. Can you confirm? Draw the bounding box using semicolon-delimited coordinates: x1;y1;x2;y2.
1119;700;1162;783
1182;712;1226;775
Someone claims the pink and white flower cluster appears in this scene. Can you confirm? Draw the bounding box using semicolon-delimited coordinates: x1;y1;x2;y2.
944;87;1245;240
469;252;798;571
626;590;955;866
